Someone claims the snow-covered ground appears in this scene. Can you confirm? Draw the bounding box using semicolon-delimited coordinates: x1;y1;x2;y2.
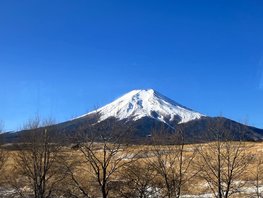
1;183;262;198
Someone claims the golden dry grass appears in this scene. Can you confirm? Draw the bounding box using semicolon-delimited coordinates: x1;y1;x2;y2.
1;141;263;197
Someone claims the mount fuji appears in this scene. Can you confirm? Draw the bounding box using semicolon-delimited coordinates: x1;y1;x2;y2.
3;89;263;143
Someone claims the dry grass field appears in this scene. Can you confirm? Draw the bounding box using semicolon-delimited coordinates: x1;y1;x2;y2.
0;141;263;197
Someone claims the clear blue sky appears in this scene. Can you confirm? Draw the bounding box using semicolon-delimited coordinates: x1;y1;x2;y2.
0;1;263;131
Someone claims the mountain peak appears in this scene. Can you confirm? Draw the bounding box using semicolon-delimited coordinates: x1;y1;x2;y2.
123;88;156;96
81;89;205;125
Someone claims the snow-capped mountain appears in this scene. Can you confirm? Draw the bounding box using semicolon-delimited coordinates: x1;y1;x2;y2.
80;89;204;125
4;89;263;143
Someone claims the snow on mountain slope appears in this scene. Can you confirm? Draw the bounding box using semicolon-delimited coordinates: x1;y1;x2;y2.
80;89;204;125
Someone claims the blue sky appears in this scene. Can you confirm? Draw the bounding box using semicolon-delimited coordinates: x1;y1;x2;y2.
0;0;263;131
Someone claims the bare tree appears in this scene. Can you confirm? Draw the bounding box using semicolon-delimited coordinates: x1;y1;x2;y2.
0;121;8;180
251;154;263;198
13;117;67;198
0;120;3;133
66;122;139;198
195;120;253;198
118;159;159;198
148;128;197;198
